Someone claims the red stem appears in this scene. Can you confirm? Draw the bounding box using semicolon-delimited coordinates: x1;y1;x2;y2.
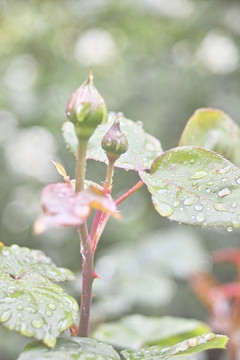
78;223;94;337
91;180;144;249
115;180;144;205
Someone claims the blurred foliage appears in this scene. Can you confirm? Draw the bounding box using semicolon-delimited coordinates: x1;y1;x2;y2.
0;0;240;359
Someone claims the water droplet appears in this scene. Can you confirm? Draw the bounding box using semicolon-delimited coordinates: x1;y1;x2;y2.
196;213;205;223
48;303;56;310
219;188;231;197
184;198;194;206
155;201;173;217
222;178;228;182
26;307;37;314
191;171;208;180
227;226;233;232
218;165;231;174
173;201;180;208
32;319;42;329
46;310;52;317
232;202;237;208
20;329;35;337
194;203;203;211
17;305;23;311
0;310;12;322
214;203;232;212
58;318;69;332
145;143;154;151
187;338;199;347
236;177;240;185
190;159;195;164
207;181;213;186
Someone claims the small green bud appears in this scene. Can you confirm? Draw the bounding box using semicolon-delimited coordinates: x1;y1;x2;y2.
101;115;128;162
66;69;107;140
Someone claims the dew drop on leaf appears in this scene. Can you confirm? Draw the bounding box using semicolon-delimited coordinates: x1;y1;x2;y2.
0;310;12;322
155;201;173;217
48;303;56;310
218;188;231;197
190;171;208;180
196;213;205;223
194;203;203;211
218;165;231;174
187;337;199;347
32;319;43;329
213;203;232;212
145;143;155;151
184;198;194;206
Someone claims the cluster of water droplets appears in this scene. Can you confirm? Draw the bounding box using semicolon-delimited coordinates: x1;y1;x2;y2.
0;245;79;346
142;148;240;231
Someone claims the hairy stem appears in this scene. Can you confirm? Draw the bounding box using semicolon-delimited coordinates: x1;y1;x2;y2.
75;139;93;337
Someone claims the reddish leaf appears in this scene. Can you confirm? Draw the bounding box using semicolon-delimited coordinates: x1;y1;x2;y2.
212;249;240;268
191;273;230;318
35;183;120;233
213;283;240;299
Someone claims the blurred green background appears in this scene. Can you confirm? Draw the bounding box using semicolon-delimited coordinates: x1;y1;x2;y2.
1;0;240;359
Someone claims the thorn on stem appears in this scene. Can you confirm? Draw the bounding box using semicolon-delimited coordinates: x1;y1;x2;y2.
70;324;78;337
93;270;100;279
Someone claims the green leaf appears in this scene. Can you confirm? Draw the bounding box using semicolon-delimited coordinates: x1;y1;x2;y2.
62;114;163;171
121;333;228;360
17;337;121;360
179;108;240;166
93;315;210;350
140;146;240;229
0;244;74;282
0;244;78;347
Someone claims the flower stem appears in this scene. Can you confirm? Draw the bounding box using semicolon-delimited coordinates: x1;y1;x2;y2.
78;224;94;337
75;139;93;337
104;158;115;191
75;140;87;192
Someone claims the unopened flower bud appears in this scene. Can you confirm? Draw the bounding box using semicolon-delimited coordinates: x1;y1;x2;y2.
66;70;107;140
101;115;128;162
